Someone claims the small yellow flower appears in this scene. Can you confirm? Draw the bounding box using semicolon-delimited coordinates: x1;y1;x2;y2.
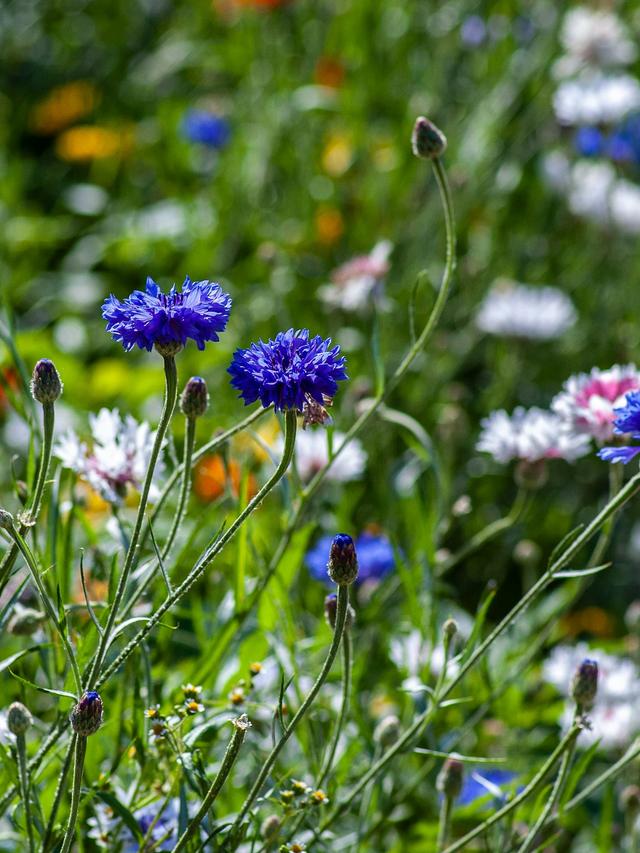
229;688;245;706
321;131;353;177
249;662;262;676
185;699;204;715
310;789;329;805
144;706;161;719
182;683;203;699
280;789;295;805
291;779;309;796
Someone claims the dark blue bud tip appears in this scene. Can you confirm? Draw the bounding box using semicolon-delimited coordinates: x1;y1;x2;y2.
85;691;100;703
328;533;358;586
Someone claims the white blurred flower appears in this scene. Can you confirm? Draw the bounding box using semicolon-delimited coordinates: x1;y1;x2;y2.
553;73;640;126
567;160;616;224
544;643;640;749
275;429;367;483
319;240;392;311
477;408;591;464
476;281;576;340
552;364;640;441
610;179;640;234
390;629;460;694
556;7;637;77
55;408;163;504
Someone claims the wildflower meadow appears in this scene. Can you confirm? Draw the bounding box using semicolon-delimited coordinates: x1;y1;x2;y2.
4;1;640;851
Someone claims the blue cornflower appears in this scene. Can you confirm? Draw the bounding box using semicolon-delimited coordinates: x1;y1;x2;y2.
458;769;519;808
228;328;347;412
102;276;232;355
183;110;231;148
306;531;395;586
574;127;604;158
598;390;640;463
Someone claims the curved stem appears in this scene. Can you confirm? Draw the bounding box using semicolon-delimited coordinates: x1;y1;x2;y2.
436;795;453;852
161;415;196;563
318;631;352;787
16;732;35;853
59;735;87;853
173;717;249;852
94;410;297;691
0;401;55;590
226;583;350;849
42;733;76;851
85;355;178;688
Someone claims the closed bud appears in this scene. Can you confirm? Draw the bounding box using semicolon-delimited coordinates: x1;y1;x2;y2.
327;534;358;586
437;756;464;800
324;593;355;631
7;702;32;735
571;659;598;711
7;606;45;636
71;690;103;736
180;376;209;419
442;618;458;643
260;815;281;841
374;714;401;748
0;509;14;531
30;358;63;404
412;116;447;160
620;784;640;815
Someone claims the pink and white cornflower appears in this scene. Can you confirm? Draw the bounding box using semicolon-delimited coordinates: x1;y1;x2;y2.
274;429;366;483
553;73;640;126
555;7;637;78
598;390;640;464
552;365;640;442
543;643;640;749
476;282;576;340
477;408;590;464
319;240;392;311
55;408;164;504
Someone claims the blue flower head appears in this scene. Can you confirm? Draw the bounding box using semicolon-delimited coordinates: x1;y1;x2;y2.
228;328;347;412
307;531;395;586
598;390;640;464
458;769;519;808
102;276;232;355
183;110;231;148
574;127;603;158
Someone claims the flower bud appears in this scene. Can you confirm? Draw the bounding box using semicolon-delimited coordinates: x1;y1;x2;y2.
7;702;32;735
260;815;281;841
374;714;401;748
30;358;63;404
327;534;358;586
437;757;464;800
571;659;598;711
0;509;14;531
71;690;103;736
442;618;458;643
324;593;355;631
412;116;447;160
620;784;640;815
180;376;209;419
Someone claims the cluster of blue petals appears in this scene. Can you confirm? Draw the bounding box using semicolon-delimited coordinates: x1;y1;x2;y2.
307;531;395;586
228;328;347;412
574;115;640;165
457;769;520;807
182;110;231;149
102;276;232;352
598;390;640;463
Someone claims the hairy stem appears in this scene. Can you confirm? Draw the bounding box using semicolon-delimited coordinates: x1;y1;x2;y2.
436;795;453;852
16;732;35;853
161;414;196;563
59;735;87;853
42;733;76;851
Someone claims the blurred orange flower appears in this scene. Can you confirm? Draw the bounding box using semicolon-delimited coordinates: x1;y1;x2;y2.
0;367;19;414
30;81;99;135
55;126;133;162
194;454;257;502
314;57;345;89
214;0;290;13
315;206;344;246
560;606;615;638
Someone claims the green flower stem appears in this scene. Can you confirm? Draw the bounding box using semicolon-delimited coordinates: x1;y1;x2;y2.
312;470;640;841
42;733;76;851
442;724;582;853
85;354;178;688
437;489;530;577
8;524;82;697
318;630;352;787
225;583;350;850
94;410;298;691
16;731;35;853
517;718;581;853
0;401;55;590
436;794;453;852
197;154;457;684
160;414;196;563
59;734;87;853
173;717;250;852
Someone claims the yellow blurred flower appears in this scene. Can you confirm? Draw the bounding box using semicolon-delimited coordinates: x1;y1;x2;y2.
315;206;344;246
321;131;353;177
55;125;133;162
30;81;99;135
372;138;399;172
561;607;615;638
232;415;281;463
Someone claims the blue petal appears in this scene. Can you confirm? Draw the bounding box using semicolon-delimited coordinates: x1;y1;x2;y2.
597;445;640;464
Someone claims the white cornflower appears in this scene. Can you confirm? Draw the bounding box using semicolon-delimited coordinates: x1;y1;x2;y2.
275;429;367;483
567;160;616;224
477;408;590;464
543;643;640;749
556;7;637;78
476;281;576;340
553;73;640;126
552;364;640;442
319;240;392;311
55;408;163;504
610;179;640;234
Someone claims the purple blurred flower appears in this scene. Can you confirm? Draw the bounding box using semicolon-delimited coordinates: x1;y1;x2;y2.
228;328;347;412
183;110;231;148
598;390;640;463
102;276;231;353
306;531;395;586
